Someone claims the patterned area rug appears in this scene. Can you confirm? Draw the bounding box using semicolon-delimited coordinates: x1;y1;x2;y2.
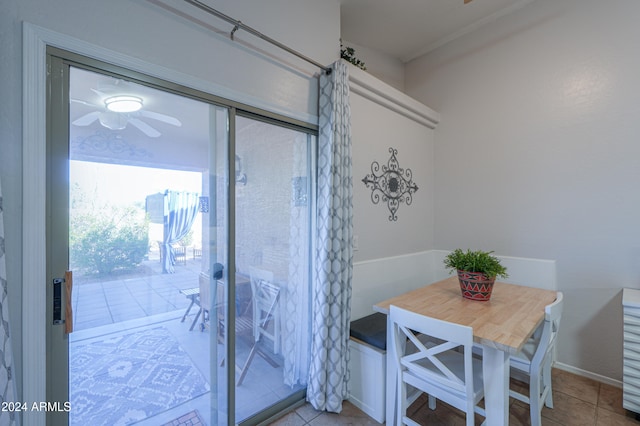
70;326;209;426
161;409;206;426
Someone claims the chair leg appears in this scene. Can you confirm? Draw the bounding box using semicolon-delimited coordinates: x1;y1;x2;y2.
181;296;197;322
397;375;406;426
274;310;281;354
189;308;202;331
543;361;554;408
529;373;542;426
428;395;436;410
236;343;259;386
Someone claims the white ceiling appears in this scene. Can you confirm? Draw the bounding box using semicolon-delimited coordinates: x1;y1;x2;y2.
340;0;534;62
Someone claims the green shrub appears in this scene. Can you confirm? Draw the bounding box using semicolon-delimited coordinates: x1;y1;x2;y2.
70;205;149;275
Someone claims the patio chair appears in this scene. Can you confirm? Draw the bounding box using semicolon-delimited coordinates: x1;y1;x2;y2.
215;271;281;386
249;267;281;354
191;264;224;332
235;278;281;385
173;244;187;266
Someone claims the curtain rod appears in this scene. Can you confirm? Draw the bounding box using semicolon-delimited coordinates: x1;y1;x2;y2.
183;0;332;74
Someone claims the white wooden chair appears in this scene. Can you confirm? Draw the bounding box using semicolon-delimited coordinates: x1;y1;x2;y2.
390;305;485;426
214;267;281;386
509;292;564;426
249;267;280;354
235;278;281;385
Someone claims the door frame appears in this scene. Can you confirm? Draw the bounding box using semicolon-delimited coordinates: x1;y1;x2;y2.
24;23;317;426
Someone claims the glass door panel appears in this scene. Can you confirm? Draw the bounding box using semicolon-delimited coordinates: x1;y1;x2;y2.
233;115;312;422
66;66;230;425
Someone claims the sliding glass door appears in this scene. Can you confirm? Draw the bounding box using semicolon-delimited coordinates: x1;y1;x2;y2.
47;52;315;425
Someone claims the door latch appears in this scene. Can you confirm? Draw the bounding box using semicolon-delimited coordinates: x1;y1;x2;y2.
52;271;73;333
52;278;64;325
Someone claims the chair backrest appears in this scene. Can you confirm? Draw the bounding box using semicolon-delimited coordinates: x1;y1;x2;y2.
250;267;275;310
531;292;564;367
390;305;474;395
254;280;280;327
199;272;211;311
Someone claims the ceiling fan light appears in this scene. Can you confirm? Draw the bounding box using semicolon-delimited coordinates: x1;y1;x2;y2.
105;95;143;113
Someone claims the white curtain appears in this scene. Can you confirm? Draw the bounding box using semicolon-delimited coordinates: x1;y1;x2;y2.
0;178;19;426
161;190;199;273
307;60;354;413
282;137;311;387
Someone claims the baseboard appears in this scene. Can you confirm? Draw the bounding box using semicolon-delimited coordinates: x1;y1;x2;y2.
554;362;622;388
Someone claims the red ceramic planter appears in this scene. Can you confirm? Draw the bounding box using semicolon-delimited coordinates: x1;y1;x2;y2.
457;270;495;301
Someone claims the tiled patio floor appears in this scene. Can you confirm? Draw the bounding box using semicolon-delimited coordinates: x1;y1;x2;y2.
69;257;304;425
72;256;201;331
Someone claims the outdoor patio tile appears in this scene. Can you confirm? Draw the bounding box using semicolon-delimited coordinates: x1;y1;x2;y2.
109;304;146;314
236;391;283;421
76;300;108;311
75;319;112;330
102;281;128;288
111;312;146;323
75;313;112;324
127;286;156;295
105;298;138;308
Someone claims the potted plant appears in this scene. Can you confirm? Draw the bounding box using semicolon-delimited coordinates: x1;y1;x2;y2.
443;249;508;301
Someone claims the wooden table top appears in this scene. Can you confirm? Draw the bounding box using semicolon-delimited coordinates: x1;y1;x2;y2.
374;276;558;354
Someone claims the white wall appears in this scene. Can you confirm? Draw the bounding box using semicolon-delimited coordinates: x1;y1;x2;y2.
351;250;557;321
350;66;438;262
405;0;640;382
1;0;340;402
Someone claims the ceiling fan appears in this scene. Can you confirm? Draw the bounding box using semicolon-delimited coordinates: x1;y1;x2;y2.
71;80;182;138
464;0;473;3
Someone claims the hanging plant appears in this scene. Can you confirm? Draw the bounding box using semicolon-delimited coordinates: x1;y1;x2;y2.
340;40;366;70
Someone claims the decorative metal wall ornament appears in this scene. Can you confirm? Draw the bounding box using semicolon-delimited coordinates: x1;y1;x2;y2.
362;147;418;221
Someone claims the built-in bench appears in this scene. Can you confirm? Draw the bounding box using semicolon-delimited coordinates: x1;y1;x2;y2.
348;312;387;424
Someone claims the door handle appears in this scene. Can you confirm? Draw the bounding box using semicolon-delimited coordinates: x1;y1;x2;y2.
65;270;73;334
52;271;73;334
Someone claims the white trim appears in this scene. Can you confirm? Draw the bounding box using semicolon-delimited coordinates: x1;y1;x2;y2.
24;23;317;125
352;249;433;267
347;65;440;129
22;22;48;426
554;362;622;389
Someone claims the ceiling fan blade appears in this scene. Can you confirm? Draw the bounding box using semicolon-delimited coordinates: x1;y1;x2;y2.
464;0;473;3
129;118;161;137
72;111;101;126
138;110;182;127
70;98;101;108
90;88;107;98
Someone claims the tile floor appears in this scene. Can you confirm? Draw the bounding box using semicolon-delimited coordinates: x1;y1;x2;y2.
270;369;639;425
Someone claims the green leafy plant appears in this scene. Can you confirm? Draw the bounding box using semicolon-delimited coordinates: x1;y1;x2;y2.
340;40;366;70
443;249;509;279
70;205;149;275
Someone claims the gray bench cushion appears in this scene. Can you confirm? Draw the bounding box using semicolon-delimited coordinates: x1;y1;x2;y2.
350;312;387;351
